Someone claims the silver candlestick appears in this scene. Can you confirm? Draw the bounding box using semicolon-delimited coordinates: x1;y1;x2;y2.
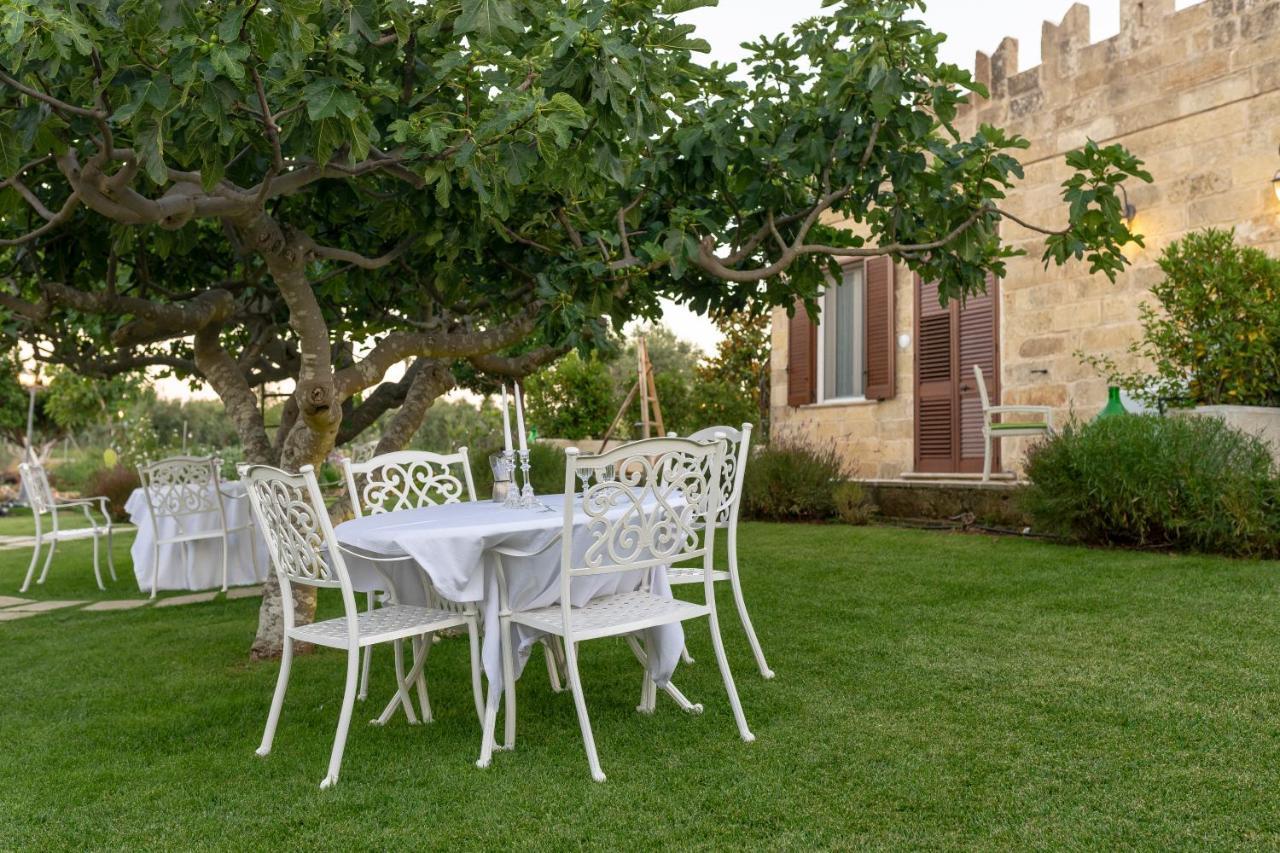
502;451;522;509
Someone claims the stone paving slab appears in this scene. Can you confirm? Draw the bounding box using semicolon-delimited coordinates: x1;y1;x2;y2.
6;600;88;613
0;610;39;622
0;595;35;608
154;591;220;608
82;599;152;612
225;586;263;600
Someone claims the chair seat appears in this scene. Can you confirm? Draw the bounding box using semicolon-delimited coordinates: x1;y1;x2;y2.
990;422;1050;431
42;526;108;542
666;566;730;585
511;591;710;641
289;604;468;650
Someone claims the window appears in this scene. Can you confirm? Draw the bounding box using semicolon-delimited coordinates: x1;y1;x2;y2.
817;265;865;401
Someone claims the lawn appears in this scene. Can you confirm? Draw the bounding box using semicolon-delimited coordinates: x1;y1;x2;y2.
4;523;1280;849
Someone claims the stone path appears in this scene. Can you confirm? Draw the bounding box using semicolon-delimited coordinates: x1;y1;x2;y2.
0;586;263;622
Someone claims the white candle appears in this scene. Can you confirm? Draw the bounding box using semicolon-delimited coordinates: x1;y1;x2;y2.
501;385;513;454
515;381;528;453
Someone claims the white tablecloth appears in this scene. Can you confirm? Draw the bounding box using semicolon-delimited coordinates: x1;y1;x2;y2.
126;482;270;592
334;496;685;692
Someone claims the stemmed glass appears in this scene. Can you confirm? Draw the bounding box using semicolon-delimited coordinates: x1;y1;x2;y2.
576;467;592;500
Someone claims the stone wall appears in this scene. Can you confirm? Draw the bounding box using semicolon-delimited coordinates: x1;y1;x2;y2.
770;0;1280;478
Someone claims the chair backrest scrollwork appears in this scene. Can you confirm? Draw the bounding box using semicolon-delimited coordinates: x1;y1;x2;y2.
341;449;476;517
137;456;222;518
686;423;753;528
240;464;353;595
17;462;54;515
561;437;724;584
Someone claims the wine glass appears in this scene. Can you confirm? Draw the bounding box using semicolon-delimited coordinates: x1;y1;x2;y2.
576;467;591;499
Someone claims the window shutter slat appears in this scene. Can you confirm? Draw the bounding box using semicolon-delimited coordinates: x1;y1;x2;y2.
786;298;816;407
864;257;895;400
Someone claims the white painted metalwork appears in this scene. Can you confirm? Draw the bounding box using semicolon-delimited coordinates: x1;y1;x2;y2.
341;447;476;702
666;424;774;679
137;455;259;598
341;448;476;516
973;364;1055;481
17;461;116;592
241;463;484;789
481;437;754;782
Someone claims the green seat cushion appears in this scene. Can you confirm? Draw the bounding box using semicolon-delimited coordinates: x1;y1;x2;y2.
991;421;1049;431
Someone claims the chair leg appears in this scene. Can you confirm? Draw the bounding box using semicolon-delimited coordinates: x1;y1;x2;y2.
357;592;375;702
390;639;419;724
36;538;56;585
466;614;485;727
543;640;563;693
19;538;42;593
371;640;428;726
680;645;695;665
220;531;229;593
90;531;104;591
706;608;754;744
413;635;433;724
500;617;517;751
256;637;294;757
150;542;160;599
563;637;605;782
476;677;502;769
104;520;117;581
320;647;361;789
983;433;993;482
726;528;774;679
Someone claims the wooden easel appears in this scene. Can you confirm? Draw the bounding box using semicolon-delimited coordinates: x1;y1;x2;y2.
599;336;664;450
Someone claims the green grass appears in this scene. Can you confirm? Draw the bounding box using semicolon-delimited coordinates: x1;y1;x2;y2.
4;524;1280;849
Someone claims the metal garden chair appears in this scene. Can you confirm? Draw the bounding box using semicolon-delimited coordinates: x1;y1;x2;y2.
480;437;754;782
668;423;774;679
17;461;116;592
137;455;258;598
973;364;1054;481
241;463;483;789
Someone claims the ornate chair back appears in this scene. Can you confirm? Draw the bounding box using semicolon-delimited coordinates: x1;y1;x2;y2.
137;455;227;539
17;462;55;516
686;423;752;529
240;464;359;636
341;449;476;517
560;438;724;622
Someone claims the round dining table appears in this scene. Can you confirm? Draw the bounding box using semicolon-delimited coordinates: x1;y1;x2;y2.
333;495;687;698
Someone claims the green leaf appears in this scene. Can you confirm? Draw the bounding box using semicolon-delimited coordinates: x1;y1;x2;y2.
136;122;168;185
456;0;521;40
302;79;360;121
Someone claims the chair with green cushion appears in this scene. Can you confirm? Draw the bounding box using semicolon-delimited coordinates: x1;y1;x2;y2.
973;364;1054;481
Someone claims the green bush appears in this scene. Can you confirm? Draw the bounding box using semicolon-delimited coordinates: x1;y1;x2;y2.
1022;414;1280;557
524;352;616;440
1081;229;1280;408
470;442;568;500
833;480;874;525
86;465;142;522
48;452;106;494
742;438;848;521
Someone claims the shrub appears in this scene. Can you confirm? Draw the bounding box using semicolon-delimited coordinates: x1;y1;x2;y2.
48;452;105;494
742;438;848;521
524;352;617;440
833;480;874;525
86;465;142;522
1022;414;1280;557
1081;229;1280;408
470;442;568;500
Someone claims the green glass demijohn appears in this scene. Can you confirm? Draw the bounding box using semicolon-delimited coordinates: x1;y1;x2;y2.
1095;386;1129;421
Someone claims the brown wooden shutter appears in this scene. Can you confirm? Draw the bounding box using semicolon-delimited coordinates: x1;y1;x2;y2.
786;298;816;407
915;276;956;472
863;257;895;400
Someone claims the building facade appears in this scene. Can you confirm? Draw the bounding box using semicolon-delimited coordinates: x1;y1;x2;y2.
770;0;1280;478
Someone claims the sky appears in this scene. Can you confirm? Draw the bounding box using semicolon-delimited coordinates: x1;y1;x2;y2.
662;0;1172;350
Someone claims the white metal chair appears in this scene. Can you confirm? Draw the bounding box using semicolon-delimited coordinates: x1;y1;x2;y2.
480;437;754;782
973;365;1055;481
668;423;773;679
241;463;484;789
137;455;258;598
17;461;116;592
341;448;568;701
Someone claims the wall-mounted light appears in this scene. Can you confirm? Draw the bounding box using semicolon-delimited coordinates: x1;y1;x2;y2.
897;333;911;351
1120;185;1137;225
